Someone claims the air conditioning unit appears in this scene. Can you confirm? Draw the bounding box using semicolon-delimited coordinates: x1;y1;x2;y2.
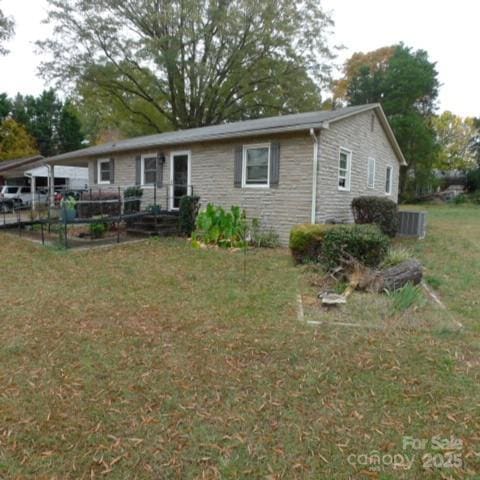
398;211;427;239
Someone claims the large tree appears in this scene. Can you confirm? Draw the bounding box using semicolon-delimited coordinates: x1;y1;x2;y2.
0;1;14;55
38;0;335;134
335;44;440;197
10;89;85;157
433;111;477;171
0;119;38;161
471;117;480;166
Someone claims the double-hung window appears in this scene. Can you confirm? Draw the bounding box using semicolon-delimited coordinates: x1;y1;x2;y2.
142;154;157;185
242;144;270;187
367;157;376;189
338;148;352;191
98;159;112;184
385;166;393;195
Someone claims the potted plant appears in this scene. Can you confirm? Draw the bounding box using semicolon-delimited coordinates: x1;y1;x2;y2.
61;195;77;222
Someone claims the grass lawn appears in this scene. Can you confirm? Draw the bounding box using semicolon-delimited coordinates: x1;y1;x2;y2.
0;204;479;479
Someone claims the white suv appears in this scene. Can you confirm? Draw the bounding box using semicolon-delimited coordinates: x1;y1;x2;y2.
0;185;48;209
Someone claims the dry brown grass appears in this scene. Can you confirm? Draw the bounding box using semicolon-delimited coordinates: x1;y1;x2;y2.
0;205;479;479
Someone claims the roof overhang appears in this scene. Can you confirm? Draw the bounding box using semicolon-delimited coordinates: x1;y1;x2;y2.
44;103;407;168
45;123;339;164
0;155;45;177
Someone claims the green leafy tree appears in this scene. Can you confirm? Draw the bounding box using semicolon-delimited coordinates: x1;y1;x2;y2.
471;117;480;166
0;1;14;55
58;100;85;153
38;0;335;135
336;44;440;197
433;111;477;171
0;119;38;161
0;92;11;120
11;89;85;156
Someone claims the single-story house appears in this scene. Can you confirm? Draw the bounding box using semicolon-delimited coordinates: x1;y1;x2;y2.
46;103;407;244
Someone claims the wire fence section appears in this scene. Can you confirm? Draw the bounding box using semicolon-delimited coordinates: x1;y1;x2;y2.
0;183;193;248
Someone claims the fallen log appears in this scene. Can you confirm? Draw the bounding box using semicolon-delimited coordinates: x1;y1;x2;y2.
361;259;423;293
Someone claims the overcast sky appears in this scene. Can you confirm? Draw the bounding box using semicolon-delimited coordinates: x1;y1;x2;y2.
0;0;478;117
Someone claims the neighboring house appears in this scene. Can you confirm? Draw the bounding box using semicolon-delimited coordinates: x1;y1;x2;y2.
0;155;88;191
46;104;406;244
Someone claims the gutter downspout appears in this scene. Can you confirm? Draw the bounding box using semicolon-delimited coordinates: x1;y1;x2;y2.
309;128;319;224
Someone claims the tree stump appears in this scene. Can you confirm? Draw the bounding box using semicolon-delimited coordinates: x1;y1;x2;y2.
371;259;423;292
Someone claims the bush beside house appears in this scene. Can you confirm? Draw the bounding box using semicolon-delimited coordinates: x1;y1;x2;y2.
322;224;390;268
289;224;333;263
290;223;389;268
351;196;399;237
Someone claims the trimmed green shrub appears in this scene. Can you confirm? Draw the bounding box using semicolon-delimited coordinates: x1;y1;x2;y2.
289;224;333;264
351;196;399;237
179;195;201;237
322;224;390;268
124;186;143;214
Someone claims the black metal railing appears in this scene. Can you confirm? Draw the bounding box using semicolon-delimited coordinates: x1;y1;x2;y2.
0;182;195;248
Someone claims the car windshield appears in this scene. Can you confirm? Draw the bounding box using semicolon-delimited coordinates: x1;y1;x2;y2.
2;187;19;194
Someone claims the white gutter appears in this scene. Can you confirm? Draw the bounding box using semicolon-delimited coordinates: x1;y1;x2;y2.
309;128;319;224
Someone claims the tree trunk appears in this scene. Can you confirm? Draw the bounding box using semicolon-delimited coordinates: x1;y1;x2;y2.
358;259;423;292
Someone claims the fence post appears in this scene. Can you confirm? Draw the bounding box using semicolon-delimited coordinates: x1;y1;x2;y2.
117;186;121;243
63;202;68;249
41;221;45;246
154;181;158;232
16;204;21;237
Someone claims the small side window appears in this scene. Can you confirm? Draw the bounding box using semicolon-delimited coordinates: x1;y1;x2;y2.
338;148;352;191
98;159;112;184
367;158;375;189
385;166;393;195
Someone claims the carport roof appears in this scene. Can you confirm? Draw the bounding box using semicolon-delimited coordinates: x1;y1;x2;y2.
0;155;45;176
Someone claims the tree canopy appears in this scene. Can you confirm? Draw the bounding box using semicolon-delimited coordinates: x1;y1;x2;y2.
433;111;477;171
0;119;38;161
335;44;440;197
1;89;85;157
0;1;14;55
38;0;336;135
471;117;480;166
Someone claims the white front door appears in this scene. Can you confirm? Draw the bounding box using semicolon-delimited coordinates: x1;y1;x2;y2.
169;151;191;210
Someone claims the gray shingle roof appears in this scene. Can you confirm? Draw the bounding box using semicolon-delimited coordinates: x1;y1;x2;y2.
48;104;381;163
0;155;44;174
